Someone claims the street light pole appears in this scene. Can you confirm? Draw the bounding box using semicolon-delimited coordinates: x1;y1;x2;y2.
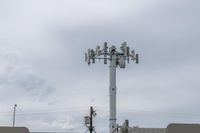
85;42;139;133
13;104;17;127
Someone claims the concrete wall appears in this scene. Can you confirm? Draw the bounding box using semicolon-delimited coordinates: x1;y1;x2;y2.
0;127;29;133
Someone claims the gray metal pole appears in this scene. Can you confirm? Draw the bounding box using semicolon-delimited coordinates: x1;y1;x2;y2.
13;104;17;127
90;106;93;133
109;55;117;133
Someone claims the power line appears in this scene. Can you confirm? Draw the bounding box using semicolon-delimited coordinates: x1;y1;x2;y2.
0;107;89;116
0;108;200;119
0;106;109;116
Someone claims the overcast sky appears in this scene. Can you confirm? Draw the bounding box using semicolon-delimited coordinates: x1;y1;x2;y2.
0;0;200;132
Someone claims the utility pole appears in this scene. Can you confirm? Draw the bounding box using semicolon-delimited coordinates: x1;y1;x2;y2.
13;104;17;127
89;107;94;133
84;106;96;133
85;42;139;133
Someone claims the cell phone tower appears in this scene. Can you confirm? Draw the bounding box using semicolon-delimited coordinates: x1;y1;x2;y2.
85;42;139;133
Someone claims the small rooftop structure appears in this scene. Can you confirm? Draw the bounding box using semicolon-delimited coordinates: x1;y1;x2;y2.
166;123;200;133
0;127;29;133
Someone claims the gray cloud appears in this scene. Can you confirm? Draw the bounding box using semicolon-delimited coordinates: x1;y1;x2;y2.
0;0;200;132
